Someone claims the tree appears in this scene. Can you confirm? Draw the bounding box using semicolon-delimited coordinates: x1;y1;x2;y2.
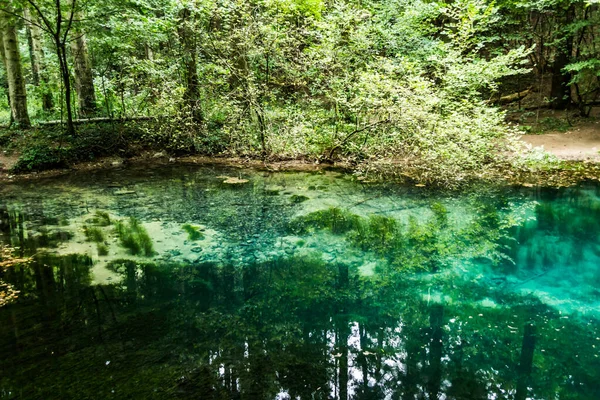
21;0;79;135
0;1;30;128
549;2;575;109
69;3;96;117
177;3;202;122
24;6;53;112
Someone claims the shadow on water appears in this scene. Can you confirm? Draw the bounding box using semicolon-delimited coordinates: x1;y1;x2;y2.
0;166;599;399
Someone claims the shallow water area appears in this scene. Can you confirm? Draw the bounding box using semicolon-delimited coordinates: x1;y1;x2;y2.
1;164;599;399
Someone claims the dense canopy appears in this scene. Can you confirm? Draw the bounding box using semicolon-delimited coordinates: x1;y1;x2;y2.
0;0;598;178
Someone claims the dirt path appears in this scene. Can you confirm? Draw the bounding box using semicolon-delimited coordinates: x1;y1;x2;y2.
0;153;18;172
521;120;600;161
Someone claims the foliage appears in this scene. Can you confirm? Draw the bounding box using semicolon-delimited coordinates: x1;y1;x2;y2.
0;245;29;307
0;0;566;181
11;145;72;172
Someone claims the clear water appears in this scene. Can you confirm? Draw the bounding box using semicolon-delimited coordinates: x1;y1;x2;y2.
1;165;599;399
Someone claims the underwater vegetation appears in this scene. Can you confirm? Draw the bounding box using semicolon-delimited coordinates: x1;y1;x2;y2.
86;211;112;227
97;243;109;256
83;226;105;243
114;217;154;256
94;211;111;226
288;203;518;273
288;207;362;235
182;224;204;241
27;230;74;250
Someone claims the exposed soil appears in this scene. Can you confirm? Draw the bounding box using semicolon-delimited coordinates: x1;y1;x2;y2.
0;153;18;172
520;119;600;161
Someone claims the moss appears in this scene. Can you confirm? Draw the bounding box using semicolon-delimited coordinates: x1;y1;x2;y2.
114;217;154;256
83;226;105;243
182;224;204;241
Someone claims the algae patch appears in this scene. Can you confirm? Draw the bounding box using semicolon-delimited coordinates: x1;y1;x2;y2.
182;224;204;241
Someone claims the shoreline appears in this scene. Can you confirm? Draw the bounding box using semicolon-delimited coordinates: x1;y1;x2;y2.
2;151;600;189
0;153;353;184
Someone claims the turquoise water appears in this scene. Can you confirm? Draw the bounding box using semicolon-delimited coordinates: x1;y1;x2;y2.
1;165;599;399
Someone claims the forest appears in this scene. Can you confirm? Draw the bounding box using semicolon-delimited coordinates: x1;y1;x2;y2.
0;0;598;182
2;2;600;398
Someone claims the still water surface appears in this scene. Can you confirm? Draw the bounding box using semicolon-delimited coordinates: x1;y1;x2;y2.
1;165;599;399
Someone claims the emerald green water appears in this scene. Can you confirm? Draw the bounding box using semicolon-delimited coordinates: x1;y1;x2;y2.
1;165;599;399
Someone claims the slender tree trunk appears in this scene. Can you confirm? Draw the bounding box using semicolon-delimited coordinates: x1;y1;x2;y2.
70;27;96;117
0;32;13;126
1;11;30;128
56;40;75;136
24;7;53;112
177;7;202;122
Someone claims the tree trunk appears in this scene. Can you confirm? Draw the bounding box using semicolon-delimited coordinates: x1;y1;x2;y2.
0;32;13;126
1;11;31;128
24;7;53;112
550;5;575;109
177;7;202;122
56;40;75;136
70;28;96;117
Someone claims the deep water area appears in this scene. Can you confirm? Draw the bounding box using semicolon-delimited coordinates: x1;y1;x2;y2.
1;165;599;399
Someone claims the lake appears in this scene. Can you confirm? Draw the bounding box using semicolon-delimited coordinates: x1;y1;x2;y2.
1;165;599;399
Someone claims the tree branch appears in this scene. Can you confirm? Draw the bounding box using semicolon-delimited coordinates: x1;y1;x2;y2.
327;119;391;160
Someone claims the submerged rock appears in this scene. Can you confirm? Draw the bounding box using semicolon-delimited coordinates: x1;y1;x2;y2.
222;177;249;184
290;195;310;204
